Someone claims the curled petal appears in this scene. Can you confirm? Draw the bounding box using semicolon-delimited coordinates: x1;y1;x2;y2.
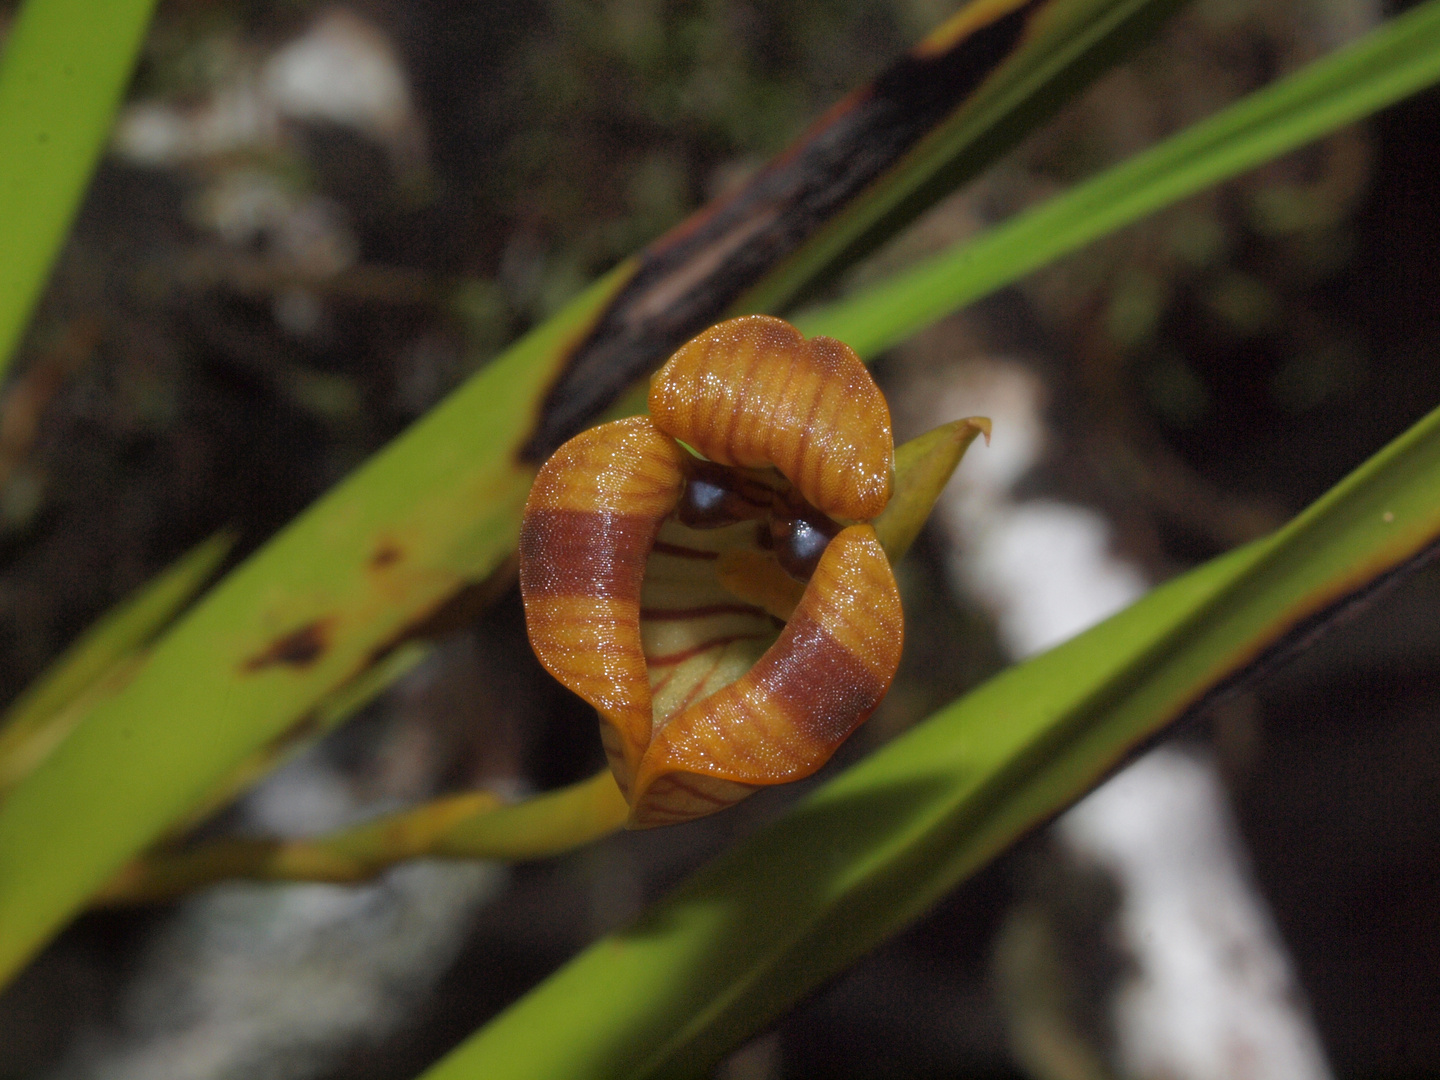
648;315;894;521
521;318;915;831
630;525;902;828
518;416;685;796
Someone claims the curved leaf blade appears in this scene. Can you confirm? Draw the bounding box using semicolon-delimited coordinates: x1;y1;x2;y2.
0;532;233;794
732;0;1188;319
523;0;1187;458
0;273;620;984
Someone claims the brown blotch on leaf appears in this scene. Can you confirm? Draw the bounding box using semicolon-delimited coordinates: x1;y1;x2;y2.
242;618;334;673
370;542;403;570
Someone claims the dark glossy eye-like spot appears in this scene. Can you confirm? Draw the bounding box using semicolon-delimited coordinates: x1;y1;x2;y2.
678;455;844;581
675;459;772;530
771;505;841;581
676;473;734;528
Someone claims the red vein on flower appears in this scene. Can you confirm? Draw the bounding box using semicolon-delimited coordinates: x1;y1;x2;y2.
650;632;742;699
665;775;733;807
650;642;711;697
672;648;729;714
647;634;768;668
640;603;766;621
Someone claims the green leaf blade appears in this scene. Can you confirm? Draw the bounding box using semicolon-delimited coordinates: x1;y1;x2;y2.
733;0;1190;317
3;0;1436;1021
423;398;1440;1078
416;542;1264;1080
0;0;160;381
0;0;1199;986
0;531;234;794
0;268;626;984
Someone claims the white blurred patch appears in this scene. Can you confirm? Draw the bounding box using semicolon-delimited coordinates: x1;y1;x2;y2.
188;169;358;277
1062;748;1334;1080
113;6;429;336
910;359;1145;656
111;5;424;309
242;757;357;838
48;757;506;1080
899;347;1332;1080
51;865;502;1080
115;76;280;167
264;8;420;158
963;500;1147;658
113;6;424;174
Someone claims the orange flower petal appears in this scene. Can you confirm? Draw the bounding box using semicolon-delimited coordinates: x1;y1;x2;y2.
629;525;902;827
648;315;894;521
519;416;686;797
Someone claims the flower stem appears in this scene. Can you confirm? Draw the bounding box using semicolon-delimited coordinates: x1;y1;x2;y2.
94;769;630;905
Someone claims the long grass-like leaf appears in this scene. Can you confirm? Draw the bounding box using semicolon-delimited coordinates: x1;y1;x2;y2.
0;269;612;983
3;0;1433;999
95;770;631;903
519;0;1188;458
421;396;1440;1079
798;0;1440;353
0;532;233;794
0;0;159;382
730;0;1186;318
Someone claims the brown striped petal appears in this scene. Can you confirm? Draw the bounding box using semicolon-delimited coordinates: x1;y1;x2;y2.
630;524;902;828
519;416;686;796
647;315;894;522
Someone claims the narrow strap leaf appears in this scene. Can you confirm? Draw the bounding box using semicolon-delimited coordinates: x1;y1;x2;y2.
799;0;1440;355
0;0;160;382
0;0;1189;988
